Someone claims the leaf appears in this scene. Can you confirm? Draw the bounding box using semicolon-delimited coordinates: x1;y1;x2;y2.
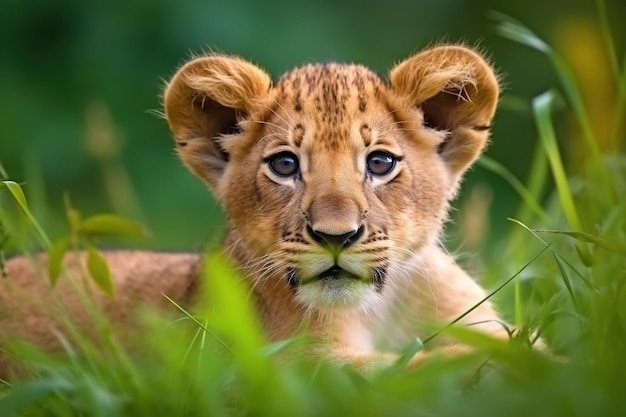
575;243;596;267
3;180;28;208
81;214;147;238
532;91;594;264
2;180;51;249
532;91;582;232
490;11;550;53
393;337;424;369
259;338;300;358
48;237;69;285
536;229;626;255
552;253;579;312
0;378;70;415
443;326;550;369
87;246;114;298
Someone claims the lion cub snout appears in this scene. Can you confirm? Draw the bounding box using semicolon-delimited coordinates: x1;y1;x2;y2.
306;224;365;248
306;192;366;248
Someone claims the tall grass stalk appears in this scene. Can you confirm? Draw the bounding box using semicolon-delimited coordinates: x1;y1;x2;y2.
595;0;626;147
493;11;616;204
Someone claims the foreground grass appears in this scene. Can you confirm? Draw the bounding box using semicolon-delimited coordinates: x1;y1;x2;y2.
1;13;625;417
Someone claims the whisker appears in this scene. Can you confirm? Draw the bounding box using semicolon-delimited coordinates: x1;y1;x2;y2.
257;100;296;132
268;97;297;130
246;119;290;136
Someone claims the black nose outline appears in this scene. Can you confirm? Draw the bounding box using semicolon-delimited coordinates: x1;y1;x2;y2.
306;225;365;248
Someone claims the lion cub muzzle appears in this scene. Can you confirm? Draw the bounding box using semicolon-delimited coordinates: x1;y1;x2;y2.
305;192;366;248
292;192;381;310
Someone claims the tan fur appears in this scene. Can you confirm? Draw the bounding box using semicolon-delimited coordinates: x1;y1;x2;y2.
2;45;507;374
0;251;200;374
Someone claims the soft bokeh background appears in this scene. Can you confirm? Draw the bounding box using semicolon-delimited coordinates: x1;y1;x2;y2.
1;0;624;255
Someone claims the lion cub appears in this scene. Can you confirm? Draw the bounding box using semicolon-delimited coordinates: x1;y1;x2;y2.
2;45;506;372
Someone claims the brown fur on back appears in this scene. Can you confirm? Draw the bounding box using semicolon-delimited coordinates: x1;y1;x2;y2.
0;252;200;373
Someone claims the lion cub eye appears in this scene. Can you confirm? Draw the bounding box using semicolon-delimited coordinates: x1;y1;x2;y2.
267;151;300;177
367;151;396;176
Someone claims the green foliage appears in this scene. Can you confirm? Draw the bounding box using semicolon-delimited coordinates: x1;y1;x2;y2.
0;182;146;295
1;181;51;250
1;5;626;417
85;246;114;299
50;196;147;296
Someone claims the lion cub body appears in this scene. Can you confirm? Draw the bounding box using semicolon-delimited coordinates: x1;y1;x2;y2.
2;45;506;372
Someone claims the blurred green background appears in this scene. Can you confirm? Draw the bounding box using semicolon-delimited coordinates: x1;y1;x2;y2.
1;0;624;253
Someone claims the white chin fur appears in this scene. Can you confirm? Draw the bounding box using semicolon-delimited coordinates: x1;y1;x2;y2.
295;278;380;310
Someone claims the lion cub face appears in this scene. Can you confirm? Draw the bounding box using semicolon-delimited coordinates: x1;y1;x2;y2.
227;64;451;309
164;46;499;310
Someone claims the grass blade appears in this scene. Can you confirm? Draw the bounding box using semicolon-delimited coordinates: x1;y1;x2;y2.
493;13;615;203
0;161;7;180
490;12;550;52
0;378;70;415
532;91;582;231
161;292;233;354
393;337;424;369
1;180;51;249
508;218;598;293
552;253;579;312
478;156;549;223
532;90;599;265
423;244;551;345
536;229;626;255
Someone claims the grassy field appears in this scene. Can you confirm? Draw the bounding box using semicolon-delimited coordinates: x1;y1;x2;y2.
1;14;625;417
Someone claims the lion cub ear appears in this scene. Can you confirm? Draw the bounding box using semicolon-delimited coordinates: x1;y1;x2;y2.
389;45;499;181
164;55;271;189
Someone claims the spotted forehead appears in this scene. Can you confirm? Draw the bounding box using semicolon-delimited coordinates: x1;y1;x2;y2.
267;63;391;151
274;63;387;122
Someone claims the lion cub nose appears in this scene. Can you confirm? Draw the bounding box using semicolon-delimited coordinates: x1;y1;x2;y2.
307;225;364;248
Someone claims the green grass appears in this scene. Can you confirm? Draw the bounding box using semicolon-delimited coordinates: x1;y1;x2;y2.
1;10;626;416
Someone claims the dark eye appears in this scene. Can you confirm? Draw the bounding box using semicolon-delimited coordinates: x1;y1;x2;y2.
268;152;299;177
367;151;396;176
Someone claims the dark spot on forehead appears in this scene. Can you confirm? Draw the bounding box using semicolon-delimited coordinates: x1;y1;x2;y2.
315;126;348;152
360;123;372;146
293;124;305;147
354;73;367;112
